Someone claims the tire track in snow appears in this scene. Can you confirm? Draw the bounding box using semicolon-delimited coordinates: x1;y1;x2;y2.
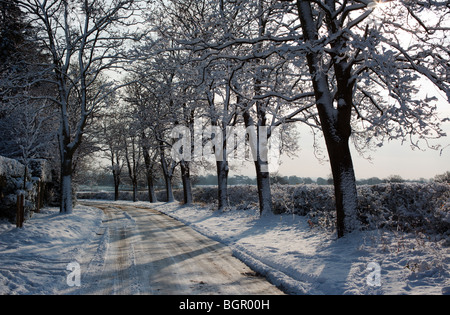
70;202;284;295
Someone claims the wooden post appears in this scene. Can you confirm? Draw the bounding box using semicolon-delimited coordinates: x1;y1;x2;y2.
21;194;25;227
36;181;41;214
39;182;45;210
16;194;24;228
16;195;20;228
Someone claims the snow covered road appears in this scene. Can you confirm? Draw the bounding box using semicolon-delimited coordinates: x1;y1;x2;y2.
65;203;284;295
1;199;448;295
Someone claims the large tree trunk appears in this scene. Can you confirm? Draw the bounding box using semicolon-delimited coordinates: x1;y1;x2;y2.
164;174;174;203
313;88;359;237
125;150;138;203
142;140;157;203
60;155;73;214
146;174;157;203
216;160;229;210
297;0;359;237
114;181;119;201
180;160;192;204
132;179;138;202
316;84;359;237
243;110;273;216
323;130;359;238
160;141;174;203
254;158;272;216
112;162;120;201
216;125;229;210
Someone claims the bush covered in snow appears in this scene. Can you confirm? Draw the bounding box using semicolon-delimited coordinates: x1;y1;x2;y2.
188;183;450;235
0;156;53;222
191;185;259;209
357;183;449;234
271;183;450;235
1;156;28;221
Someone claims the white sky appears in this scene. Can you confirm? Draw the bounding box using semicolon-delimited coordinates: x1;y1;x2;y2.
232;88;450;181
277;124;450;180
230;125;449;181
271;2;450;181
227;2;450;181
231;126;449;180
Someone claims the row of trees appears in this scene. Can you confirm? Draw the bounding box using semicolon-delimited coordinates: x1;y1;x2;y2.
118;0;449;237
1;0;449;237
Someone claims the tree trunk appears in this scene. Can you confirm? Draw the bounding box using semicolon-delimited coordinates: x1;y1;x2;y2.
111;153;121;201
254;158;272;216
296;0;359;237
180;160;192;204
142;134;157;203
147;174;157;203
318;93;359;237
60;155;73;214
216;160;229;210
114;182;119;201
132;180;137;202
160;140;174;203
243;110;273;216
325;134;359;238
165;175;174;203
112;168;120;201
144;163;156;203
313;92;359;237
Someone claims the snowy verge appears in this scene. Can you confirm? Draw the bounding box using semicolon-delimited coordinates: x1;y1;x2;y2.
84;199;450;295
0;205;103;295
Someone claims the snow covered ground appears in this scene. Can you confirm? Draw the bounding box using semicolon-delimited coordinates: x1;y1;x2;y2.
0;200;449;295
141;201;450;295
0;206;103;295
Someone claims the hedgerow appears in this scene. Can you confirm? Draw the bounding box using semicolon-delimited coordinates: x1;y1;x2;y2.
78;182;450;235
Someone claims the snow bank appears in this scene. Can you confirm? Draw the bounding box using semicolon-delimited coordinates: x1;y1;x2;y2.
82;199;449;295
0;205;103;295
0;156;27;221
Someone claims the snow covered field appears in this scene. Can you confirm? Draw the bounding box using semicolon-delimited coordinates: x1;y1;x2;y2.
0;200;449;295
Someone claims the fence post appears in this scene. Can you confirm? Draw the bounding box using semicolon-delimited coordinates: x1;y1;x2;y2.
16;194;20;227
21;194;25;227
36;181;41;213
16;193;24;228
39;182;44;210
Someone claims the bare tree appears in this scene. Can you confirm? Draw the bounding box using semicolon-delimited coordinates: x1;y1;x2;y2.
97;98;126;201
124;65;179;203
152;0;306;214
123;121;142;202
15;0;143;213
292;0;449;236
124;77;161;203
